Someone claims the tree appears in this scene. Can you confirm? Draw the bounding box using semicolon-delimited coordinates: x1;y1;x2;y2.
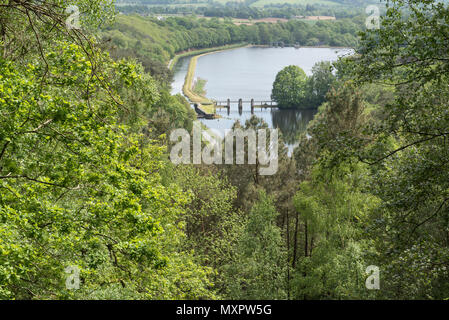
271;65;308;109
0;1;214;300
224;191;287;299
292;162;379;300
165;165;243;297
346;0;449;298
305;61;336;108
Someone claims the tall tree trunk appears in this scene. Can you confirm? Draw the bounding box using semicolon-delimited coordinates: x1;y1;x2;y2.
286;209;290;300
304;221;308;257
292;210;299;269
310;236;315;257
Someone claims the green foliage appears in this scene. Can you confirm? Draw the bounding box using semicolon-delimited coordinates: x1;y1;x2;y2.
116;0;378;19
224;191;287;299
305;61;336;108
165;165;243;296
345;0;449;299
271;65;308;108
193;78;207;96
3;0;449;301
307;82;368;165
292;162;379;299
0;42;213;300
0;2;212;300
149;90;197;138
271;62;337;109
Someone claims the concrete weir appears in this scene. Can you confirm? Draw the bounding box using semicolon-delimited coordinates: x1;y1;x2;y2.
214;99;277;116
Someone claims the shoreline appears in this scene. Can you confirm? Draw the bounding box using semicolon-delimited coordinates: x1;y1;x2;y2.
250;44;353;49
180;44;249;116
168;43;248;71
169;43;351;69
175;43;353;116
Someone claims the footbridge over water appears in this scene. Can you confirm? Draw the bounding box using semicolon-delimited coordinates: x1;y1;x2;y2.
214;98;278;116
192;99;278;119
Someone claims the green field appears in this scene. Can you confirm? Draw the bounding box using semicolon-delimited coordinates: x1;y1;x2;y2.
118;0;378;7
212;0;344;6
253;0;339;6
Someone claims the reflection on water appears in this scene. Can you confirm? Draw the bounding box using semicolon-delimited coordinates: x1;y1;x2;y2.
196;104;316;150
195;47;353;101
171;55;191;96
271;108;316;145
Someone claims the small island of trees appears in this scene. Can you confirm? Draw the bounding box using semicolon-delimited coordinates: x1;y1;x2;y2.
271;62;336;109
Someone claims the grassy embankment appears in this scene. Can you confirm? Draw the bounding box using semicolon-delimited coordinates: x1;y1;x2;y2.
177;43;247;115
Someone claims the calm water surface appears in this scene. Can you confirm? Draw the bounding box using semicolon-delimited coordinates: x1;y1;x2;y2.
171;46;353;147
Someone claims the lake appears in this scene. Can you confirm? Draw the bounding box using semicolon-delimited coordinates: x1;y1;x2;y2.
171;46;353;147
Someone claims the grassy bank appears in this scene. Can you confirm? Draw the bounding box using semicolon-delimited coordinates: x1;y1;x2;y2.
182;53;215;106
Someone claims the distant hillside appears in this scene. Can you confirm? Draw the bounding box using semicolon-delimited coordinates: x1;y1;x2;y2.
100;14;361;82
115;0;380;7
115;0;381;19
249;0;379;7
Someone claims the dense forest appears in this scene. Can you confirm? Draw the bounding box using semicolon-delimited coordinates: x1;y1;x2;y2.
1;0;448;300
116;2;372;19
